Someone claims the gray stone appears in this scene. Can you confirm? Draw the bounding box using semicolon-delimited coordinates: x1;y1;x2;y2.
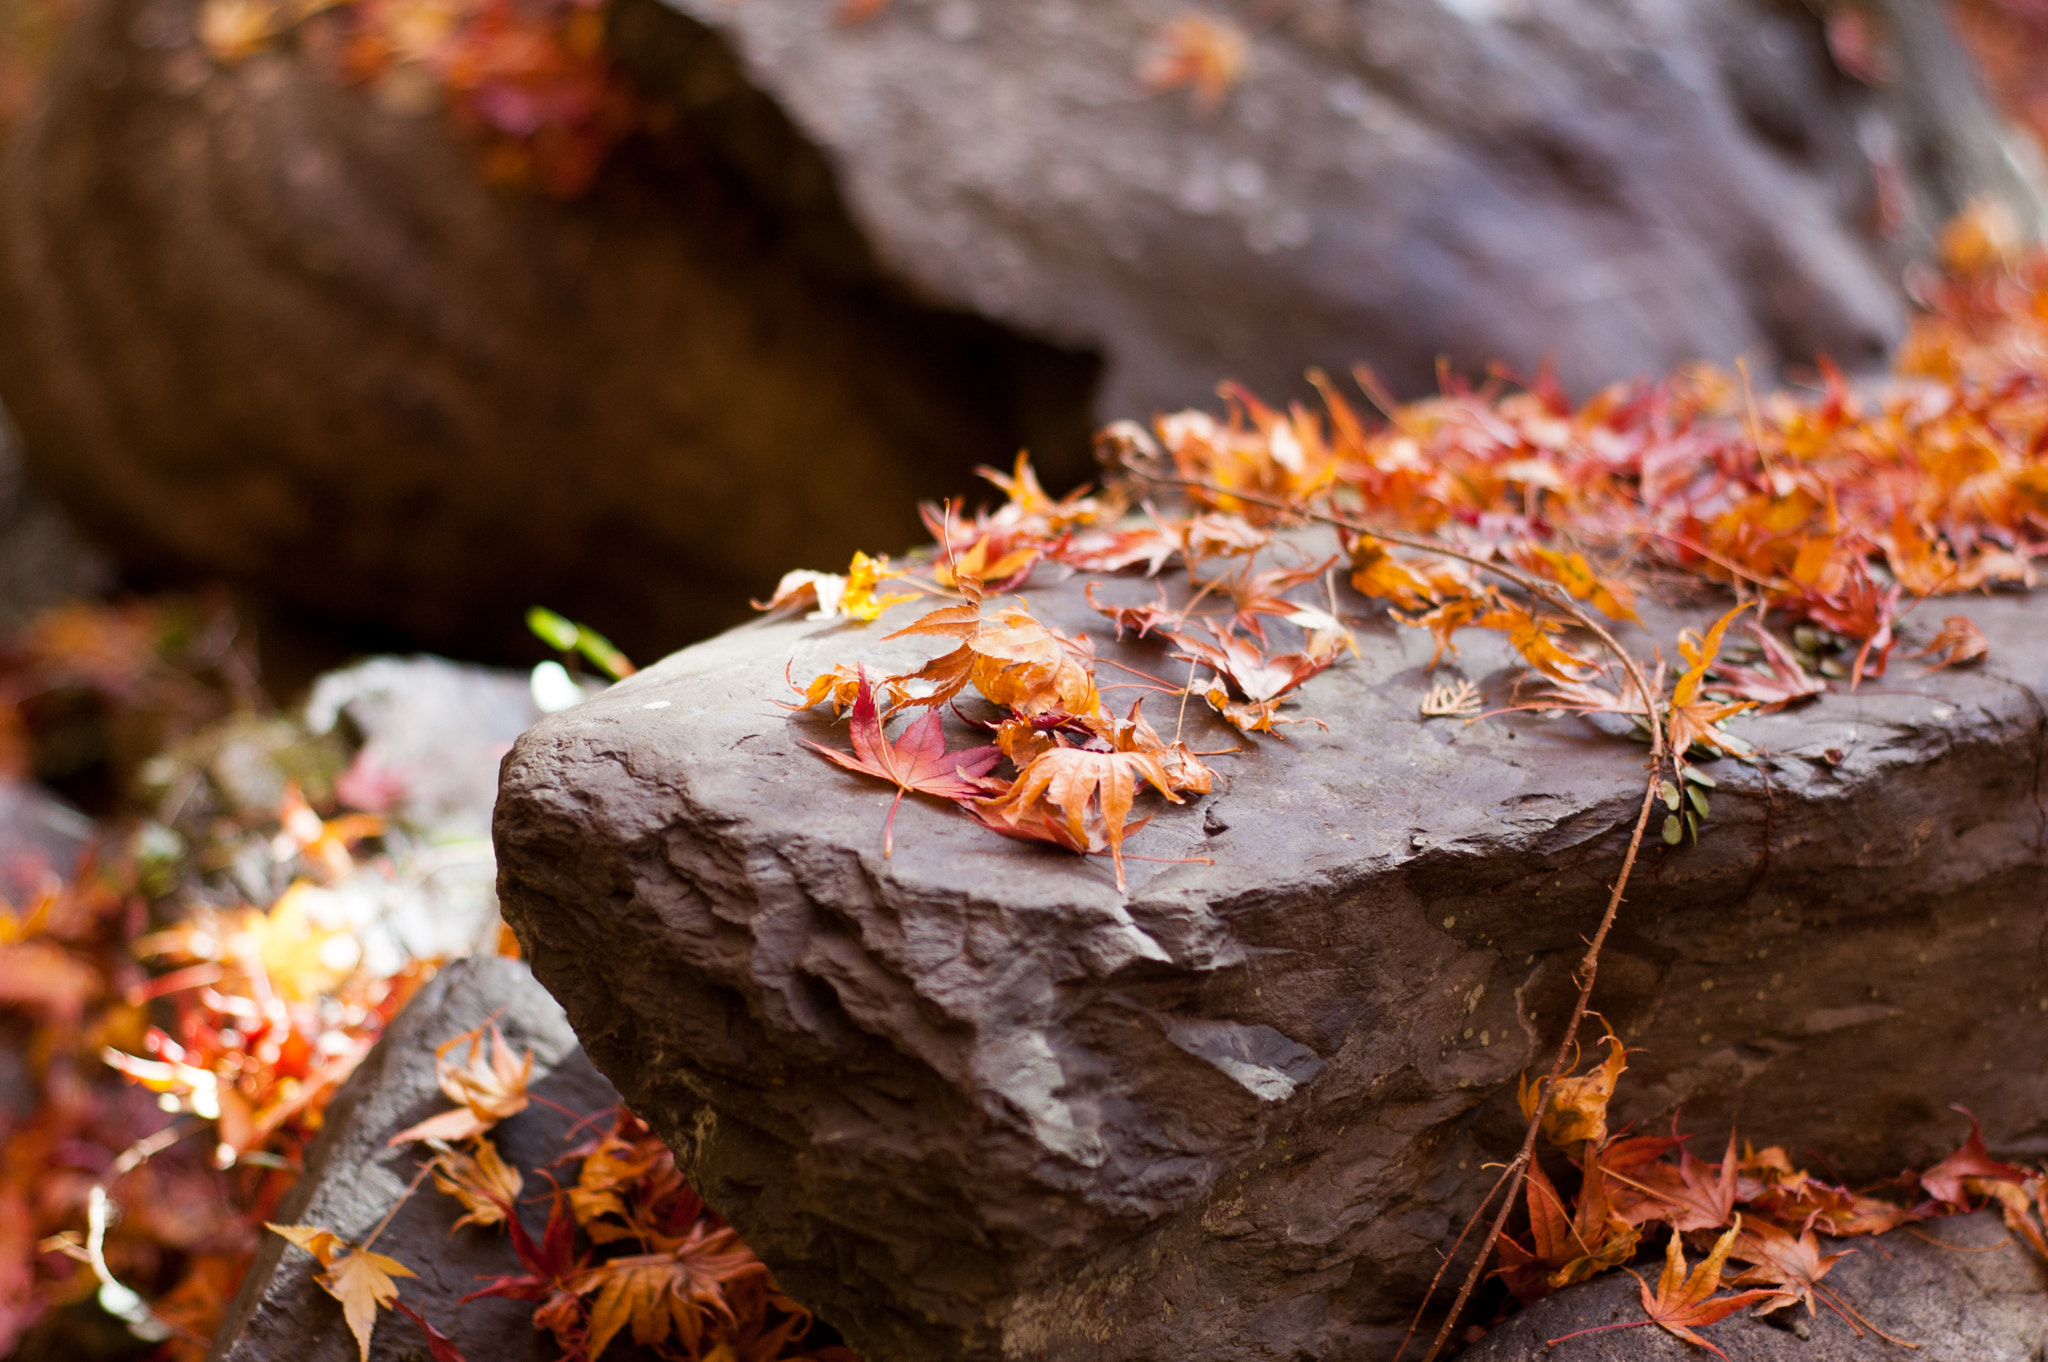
210;955;624;1362
495;563;2048;1362
0;777;93;901
646;0;2044;419
305;654;544;842
1460;1211;2048;1361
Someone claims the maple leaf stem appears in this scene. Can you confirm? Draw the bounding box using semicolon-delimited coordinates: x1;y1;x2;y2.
1815;1282;1920;1348
363;1161;435;1251
884;788;905;858
1172;656;1199;747
1543;1318;1653;1347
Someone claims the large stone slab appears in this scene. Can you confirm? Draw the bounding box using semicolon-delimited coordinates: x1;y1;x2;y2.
494;568;2048;1361
0;0;1095;661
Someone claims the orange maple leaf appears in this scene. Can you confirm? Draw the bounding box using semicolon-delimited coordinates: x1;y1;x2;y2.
970;742;1182;892
1548;1218;1783;1358
1140;14;1249;115
574;1222;769;1359
1910;614;1988;671
388;1022;533;1145
427;1135;524;1231
1518;1029;1627;1150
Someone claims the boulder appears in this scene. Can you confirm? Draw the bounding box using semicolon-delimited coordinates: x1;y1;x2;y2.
0;0;1098;662
495;567;2048;1362
210;954;627;1362
1459;1210;2048;1361
630;0;2041;416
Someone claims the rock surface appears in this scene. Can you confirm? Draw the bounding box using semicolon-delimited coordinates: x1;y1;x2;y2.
0;777;91;901
1460;1211;2048;1361
0;0;1097;661
649;0;2043;418
209;955;626;1362
496;564;2048;1362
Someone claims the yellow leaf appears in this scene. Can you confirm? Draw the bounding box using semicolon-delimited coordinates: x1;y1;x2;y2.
267;1222;416;1362
321;1248;415;1362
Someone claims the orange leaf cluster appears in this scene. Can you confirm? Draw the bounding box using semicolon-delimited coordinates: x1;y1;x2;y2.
460;1108;856;1360
1498;1038;2047;1352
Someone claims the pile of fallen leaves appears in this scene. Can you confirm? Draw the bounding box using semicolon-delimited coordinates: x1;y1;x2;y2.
271;1019;855;1361
1490;1031;2047;1356
763;203;2039;882
755;207;2048;1355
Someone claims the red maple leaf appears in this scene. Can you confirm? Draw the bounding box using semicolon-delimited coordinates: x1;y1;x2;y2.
805;666;1000;856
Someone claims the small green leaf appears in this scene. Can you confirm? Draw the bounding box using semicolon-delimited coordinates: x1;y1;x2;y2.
1680;765;1716;788
1684;810;1700;842
1662;814;1682;845
1659;780;1682;811
527;606;580;653
1687;786;1709;819
573;626;635;682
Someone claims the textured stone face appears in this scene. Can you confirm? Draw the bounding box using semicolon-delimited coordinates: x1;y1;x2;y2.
494;569;2048;1362
649;0;2038;419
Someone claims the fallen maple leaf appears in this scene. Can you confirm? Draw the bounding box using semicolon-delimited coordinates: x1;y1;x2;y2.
267;1221;417;1362
1613;1128;1738;1232
1142;14;1249;116
971;741;1182;891
1519;1029;1627;1150
575;1220;769;1359
805;666;1001;857
462;1190;592;1355
392;1300;469;1362
1911;615;1989;671
427;1135;524;1231
1710;623;1827;709
1726;1219;1846;1314
1918;1106;2028;1207
389;1022;533;1145
1548;1217;1784;1358
755;551;916;623
1419;677;1482;719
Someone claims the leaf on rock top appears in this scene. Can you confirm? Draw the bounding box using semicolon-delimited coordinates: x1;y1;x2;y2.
266;1221;417;1362
388;1022;533;1146
805;666;1001;857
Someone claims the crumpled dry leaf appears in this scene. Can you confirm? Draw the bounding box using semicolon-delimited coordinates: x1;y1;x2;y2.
1520;1030;1627;1150
428;1135;524;1231
388;1022;533;1146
